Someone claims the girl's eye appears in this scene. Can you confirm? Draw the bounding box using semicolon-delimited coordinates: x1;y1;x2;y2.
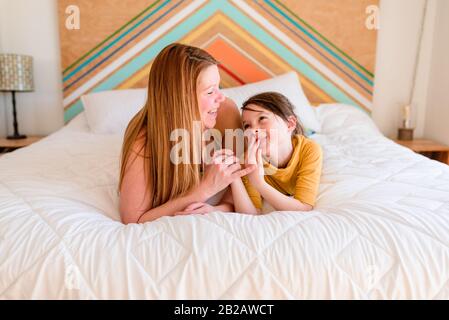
243;124;250;129
207;91;214;95
259;116;267;121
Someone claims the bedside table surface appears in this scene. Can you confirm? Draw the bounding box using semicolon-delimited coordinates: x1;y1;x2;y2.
0;136;44;148
394;139;449;153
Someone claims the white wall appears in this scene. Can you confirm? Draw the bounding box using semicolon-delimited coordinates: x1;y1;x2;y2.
423;0;449;145
360;0;448;142
0;0;64;138
372;0;428;139
410;0;439;139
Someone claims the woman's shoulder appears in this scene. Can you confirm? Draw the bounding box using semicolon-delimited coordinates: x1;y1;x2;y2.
215;97;242;134
221;96;238;108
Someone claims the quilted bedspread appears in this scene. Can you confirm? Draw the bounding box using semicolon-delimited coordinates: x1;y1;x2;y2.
0;104;448;299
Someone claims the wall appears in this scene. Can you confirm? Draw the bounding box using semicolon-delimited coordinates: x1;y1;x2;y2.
0;0;64;138
58;0;378;123
423;0;449;145
372;0;428;138
0;0;446;142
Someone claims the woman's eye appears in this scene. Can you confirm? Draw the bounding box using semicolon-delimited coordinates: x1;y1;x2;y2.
243;124;249;129
259;116;267;121
207;91;213;95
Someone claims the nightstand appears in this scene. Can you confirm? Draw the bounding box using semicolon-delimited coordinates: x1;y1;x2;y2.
0;136;44;155
394;139;449;165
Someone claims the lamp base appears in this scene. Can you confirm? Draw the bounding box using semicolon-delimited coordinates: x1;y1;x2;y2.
7;134;27;140
397;128;414;141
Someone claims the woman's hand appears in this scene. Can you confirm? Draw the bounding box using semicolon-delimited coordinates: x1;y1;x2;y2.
174;202;216;216
200;149;255;200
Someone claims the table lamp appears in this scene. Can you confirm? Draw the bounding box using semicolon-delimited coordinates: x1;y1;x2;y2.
0;53;34;139
397;104;414;141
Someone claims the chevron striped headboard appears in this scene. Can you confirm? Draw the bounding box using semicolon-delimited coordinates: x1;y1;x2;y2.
58;0;378;123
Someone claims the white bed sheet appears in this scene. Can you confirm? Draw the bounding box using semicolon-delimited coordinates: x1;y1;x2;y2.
0;104;448;299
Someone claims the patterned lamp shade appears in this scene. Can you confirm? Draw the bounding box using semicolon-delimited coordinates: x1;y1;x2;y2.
0;54;34;92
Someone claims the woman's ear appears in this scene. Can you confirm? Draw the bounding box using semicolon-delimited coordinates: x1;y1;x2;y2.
287;116;297;133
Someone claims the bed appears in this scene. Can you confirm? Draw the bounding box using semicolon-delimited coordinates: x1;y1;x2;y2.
1;100;448;300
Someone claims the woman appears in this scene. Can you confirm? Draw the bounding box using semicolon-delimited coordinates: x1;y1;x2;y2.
118;43;253;224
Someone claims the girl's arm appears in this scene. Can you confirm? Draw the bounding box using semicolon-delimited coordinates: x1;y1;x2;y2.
176;176;262;215
215;187;234;212
247;141;312;212
230;178;261;215
252;181;313;212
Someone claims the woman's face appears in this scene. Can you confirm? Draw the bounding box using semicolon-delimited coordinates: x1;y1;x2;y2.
197;65;225;129
242;104;294;155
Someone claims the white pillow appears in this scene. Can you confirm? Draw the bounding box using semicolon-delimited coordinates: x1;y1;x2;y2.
315;103;381;136
81;88;147;134
221;71;321;133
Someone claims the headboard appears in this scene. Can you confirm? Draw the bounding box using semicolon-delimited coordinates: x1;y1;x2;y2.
58;0;379;122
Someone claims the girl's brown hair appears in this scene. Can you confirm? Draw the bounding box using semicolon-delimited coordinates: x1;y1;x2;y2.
118;43;219;211
242;91;304;135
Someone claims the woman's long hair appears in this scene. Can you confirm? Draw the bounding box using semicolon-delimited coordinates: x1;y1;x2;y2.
118;43;219;211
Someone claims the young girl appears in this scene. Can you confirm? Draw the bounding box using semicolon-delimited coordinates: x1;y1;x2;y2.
231;91;323;214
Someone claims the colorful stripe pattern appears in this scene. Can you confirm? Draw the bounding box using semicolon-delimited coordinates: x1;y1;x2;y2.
58;0;378;122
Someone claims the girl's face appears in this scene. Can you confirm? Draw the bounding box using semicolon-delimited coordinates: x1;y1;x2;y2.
197;65;225;129
242;104;296;155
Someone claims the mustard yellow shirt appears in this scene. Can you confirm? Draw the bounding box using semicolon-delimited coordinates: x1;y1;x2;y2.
242;134;322;209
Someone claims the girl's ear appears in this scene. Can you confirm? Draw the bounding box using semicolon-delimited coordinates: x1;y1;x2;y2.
286;116;297;133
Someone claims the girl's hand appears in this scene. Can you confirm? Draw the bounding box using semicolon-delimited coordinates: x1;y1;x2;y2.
245;133;265;186
174;202;216;215
200;149;256;200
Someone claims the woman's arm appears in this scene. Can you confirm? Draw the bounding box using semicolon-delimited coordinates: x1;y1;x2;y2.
177;187;235;215
120;144;254;224
175;178;262;216
135;188;211;224
119;140;211;224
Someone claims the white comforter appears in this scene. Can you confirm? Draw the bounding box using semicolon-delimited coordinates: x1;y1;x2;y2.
0;104;448;299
